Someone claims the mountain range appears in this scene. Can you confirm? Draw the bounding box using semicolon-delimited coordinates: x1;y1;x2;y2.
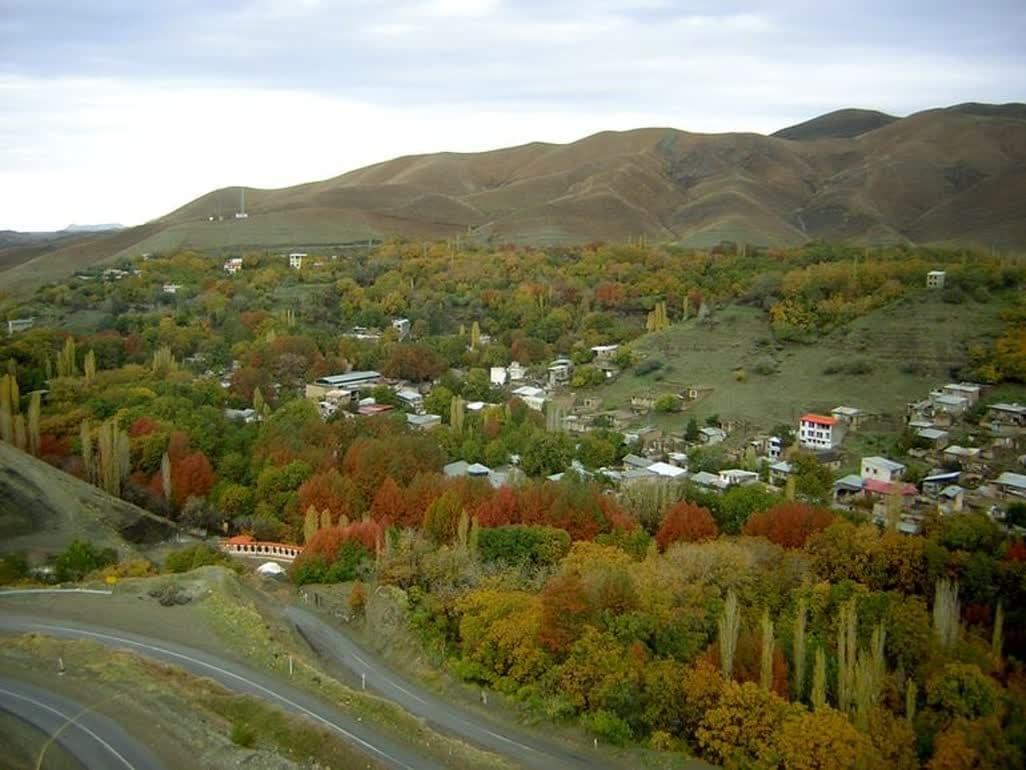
2;102;1025;291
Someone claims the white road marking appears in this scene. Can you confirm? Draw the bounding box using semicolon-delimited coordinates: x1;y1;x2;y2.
24;623;418;770
0;686;136;770
0;589;113;596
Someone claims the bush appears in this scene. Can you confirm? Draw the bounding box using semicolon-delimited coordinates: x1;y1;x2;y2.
0;553;29;585
163;544;232;574
290;554;328;586
752;357;778;376
634;359;663;376
581;709;633;746
53;540;118;583
477;525;571;567
323;540;370;583
230;722;257;748
654;394;681;413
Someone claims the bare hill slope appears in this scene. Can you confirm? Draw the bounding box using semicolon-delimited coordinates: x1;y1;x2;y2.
2;103;1024;291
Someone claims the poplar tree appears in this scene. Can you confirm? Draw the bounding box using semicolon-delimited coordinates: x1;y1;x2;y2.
57;337;78;378
80;420;94;482
470;321;481;349
304;505;320;544
993;602;1004;659
152;345;178;376
320;509;333;531
760;608;774;691
933;578;961;649
837;599;857;713
450;396;465;434
793;598;808;701
27;391;41;456
905;680;917;722
161;451;172;501
13;413;26;450
812;647;827;710
718;589;740;680
83;350;97;384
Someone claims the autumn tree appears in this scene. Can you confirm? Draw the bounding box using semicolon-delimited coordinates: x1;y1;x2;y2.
742;502;834;549
538;571;592;655
655;501;718;550
696;681;799;766
369;476;405;524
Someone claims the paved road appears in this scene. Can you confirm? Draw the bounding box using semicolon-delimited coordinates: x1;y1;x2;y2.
0;677;165;770
286;606;621;770
0;613;451;770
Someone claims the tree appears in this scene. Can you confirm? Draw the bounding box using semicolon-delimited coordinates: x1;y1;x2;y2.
303;505;320;544
655;502;718;550
56;336;78;378
793;599;807;702
836;599;857;715
26;390;40;456
791;453;833;503
653;394;680;413
684;417;700;442
520;432;573;477
54;539;117;582
349;580;367;616
742;502;834;549
696;681;799;766
83;349;97;383
369;476;405;524
811;647;827;710
298;469;361;523
450;395;465;433
760;609;774;692
926;664;999;721
160;451;172;501
776;707;872;770
538;571;592;655
423;490;463;543
718;589;741;680
171;450;216;506
933;578;961;649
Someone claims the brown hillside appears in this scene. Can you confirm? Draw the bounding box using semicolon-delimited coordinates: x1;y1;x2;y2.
2;103;1025;291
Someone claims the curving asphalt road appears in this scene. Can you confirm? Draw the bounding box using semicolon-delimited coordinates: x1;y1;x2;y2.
0;613;450;770
0;677;166;770
286;606;637;770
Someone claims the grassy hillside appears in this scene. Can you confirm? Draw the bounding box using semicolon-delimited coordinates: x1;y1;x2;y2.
0;443;177;555
584;291;1009;432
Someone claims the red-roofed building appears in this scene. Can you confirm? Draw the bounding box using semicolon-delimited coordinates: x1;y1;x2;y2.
799;413;844;450
358;403;394;417
863;478;918;497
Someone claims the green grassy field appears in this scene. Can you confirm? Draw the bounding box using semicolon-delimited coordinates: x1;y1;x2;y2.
582;291;1010;434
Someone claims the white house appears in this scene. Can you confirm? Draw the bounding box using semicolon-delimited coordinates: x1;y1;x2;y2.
929;391;969;416
288;252;307;269
699;426;727;445
831;406;865;430
391;318;411;339
507;362;527;381
942;383;982;406
6;318;34;335
926;270;946;289
224;257;243;274
406;413;441;431
512;385;546;411
548;358;573;387
490;367;508;387
995;472;1026;499
162;283;182;295
799;413;843;450
590;344;620;361
860;456;906;483
396;388;424;413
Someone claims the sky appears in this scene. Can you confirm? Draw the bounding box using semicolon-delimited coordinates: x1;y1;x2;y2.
1;0;1024;231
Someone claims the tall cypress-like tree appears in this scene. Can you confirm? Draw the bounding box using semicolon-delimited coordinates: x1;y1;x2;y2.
161;451;173;501
933;578;961;649
836;599;857;714
760;608;774;692
812;647;827;710
993;601;1005;659
27;391;41;456
80;420;94;483
718;590;741;680
793;598;808;701
83;350;97;384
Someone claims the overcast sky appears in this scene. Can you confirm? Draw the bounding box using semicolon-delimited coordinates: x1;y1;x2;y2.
2;0;1024;231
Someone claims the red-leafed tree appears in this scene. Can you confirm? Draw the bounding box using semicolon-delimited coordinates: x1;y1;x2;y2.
1005;539;1026;563
742;502;835;549
129;417;158;437
594;282;626;309
475;486;521;527
402;472;445;529
304;519;383;563
380;344;445;382
656;502;719;550
298;469;363;523
538;571;593;655
171;451;216;505
369;477;404;525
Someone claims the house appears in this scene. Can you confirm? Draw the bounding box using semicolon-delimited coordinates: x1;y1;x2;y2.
507;362;527;381
511;385;546;411
930;391;969;416
548;358;573;387
944;445;982;465
396;388;424;413
579;396;603;412
718;469;760;488
306;371;382;401
799;413;843;450
6;318;34;335
860;456;906;483
922;470;961;497
927;270;946;289
938;485;966;514
224;257;243;274
444;460;523;489
406;413;441;431
769;461;793;487
358;403;393;417
986;403;1026;431
288;252;307;269
690;471;724;490
590;344;620;361
224;407;259;423
687;385;714;401
490;367;508;387
626;426;663;451
631;395;656;412
995;472;1026;499
917;427;950;449
831;406;866;430
620;467;659;486
391;317;411;339
162;283;183;294
863;478;918;505
622;453;653;470
700;426;727;445
647;461;687;479
943;383;982;405
833;475;865;503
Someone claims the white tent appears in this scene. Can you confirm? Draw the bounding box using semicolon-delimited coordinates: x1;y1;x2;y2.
256;562;286;577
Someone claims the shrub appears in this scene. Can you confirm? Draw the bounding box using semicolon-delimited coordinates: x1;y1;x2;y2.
634;359;663;376
0;553;29;585
290;553;328;586
752;357;778;375
654;394;681;413
477;525;571;566
581;709;633;746
163;544;232;574
230;722;257;748
323;540;370;583
53;540;118;583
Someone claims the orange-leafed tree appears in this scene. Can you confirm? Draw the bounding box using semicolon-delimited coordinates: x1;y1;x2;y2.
298;469;362;524
475;485;521;527
369;476;404;525
171;450;215;505
537;571;592;655
742;502;835;549
655;501;718;550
